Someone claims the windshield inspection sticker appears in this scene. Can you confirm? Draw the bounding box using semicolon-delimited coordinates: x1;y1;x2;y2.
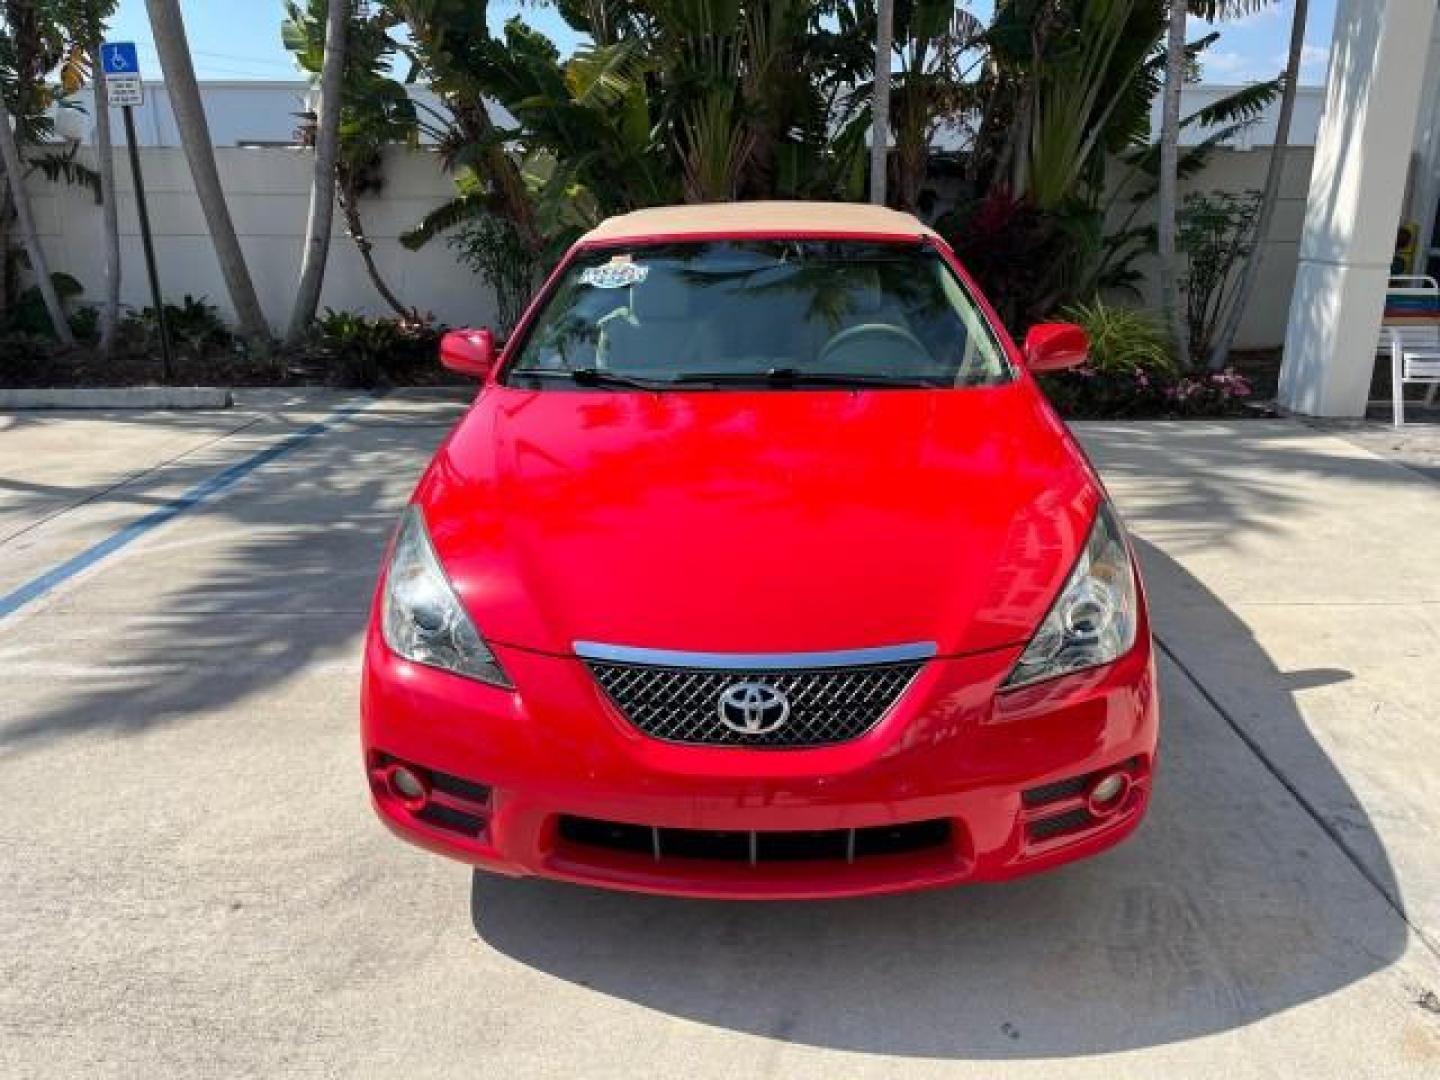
580;257;650;289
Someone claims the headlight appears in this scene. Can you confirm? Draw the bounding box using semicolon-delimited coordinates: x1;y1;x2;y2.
1003;502;1139;689
381;506;512;687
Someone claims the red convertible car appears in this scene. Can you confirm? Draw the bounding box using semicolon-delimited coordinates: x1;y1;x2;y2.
362;202;1158;898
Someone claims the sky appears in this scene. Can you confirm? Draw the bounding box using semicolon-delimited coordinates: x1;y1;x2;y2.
104;0;1337;86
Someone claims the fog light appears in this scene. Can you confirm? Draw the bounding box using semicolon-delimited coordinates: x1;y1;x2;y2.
388;764;429;806
1088;772;1129;816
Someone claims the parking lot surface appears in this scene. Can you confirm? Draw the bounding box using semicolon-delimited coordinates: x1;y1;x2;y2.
2;392;1439;1078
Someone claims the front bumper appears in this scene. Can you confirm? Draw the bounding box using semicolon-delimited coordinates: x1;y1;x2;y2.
361;633;1158;899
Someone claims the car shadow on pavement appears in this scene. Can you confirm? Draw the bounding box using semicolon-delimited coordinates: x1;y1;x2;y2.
469;540;1410;1060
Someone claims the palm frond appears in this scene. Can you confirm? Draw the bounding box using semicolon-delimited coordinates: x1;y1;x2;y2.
1185;77;1283;130
400;192;492;250
27;146;100;201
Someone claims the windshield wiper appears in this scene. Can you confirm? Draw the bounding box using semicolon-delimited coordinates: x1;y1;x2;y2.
672;367;937;389
509;366;939;390
508;367;673;391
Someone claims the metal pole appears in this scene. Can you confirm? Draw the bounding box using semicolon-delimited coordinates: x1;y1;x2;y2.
122;105;174;383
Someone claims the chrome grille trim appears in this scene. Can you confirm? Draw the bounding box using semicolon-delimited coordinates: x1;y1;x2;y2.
573;640;937;670
583;652;927;748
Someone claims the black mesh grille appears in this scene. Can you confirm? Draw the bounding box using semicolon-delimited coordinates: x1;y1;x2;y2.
1022;775;1091;808
429;771;492;805
1022;757;1144;809
417;801;485;837
585;660;923;747
1026;808;1094;842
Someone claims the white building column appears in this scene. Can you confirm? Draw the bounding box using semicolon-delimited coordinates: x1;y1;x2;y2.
1278;0;1438;417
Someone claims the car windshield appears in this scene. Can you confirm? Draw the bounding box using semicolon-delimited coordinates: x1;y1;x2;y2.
504;240;1011;389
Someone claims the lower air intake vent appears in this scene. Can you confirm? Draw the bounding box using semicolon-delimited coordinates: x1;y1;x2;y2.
557;815;952;864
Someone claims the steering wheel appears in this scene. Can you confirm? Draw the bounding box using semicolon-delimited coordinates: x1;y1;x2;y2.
817;323;930;372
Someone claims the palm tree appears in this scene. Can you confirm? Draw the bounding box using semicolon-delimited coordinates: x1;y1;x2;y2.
0;95;73;344
143;0;270;345
1208;0;1309;371
91;58;119;356
889;1;985;212
54;4;122;352
285;0;348;346
1157;1;1275;364
77;2;123;356
1155;1;1189;362
284;0;420;318
870;0;895;205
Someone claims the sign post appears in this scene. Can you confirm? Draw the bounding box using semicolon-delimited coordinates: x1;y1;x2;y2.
102;42;173;382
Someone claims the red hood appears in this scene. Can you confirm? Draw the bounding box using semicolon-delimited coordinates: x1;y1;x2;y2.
417;385;1100;658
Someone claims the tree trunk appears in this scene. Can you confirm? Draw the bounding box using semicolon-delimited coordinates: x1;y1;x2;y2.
451;97;540;254
92;54;122;358
1207;0;1310;372
0;101;75;346
339;180;409;319
285;0;349;346
144;0;271;346
869;0;894;206
1156;3;1190;365
0;188;13;318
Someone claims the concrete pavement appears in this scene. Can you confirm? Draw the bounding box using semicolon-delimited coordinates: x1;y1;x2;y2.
1;397;1438;1077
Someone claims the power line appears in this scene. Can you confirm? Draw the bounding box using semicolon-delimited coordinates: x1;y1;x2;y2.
130;43;297;72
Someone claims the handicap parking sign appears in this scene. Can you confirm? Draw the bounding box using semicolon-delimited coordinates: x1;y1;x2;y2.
101;42;144;107
101;42;139;76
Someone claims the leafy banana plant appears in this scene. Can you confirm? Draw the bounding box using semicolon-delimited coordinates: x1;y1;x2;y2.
1018;0;1158;210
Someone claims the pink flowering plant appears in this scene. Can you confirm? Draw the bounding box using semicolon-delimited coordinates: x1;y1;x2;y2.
1036;299;1256;419
1039;364;1255;419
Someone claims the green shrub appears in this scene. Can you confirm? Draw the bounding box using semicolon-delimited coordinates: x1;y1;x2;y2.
4;272;84;339
309;310;442;388
1178;191;1262;365
68;305;100;343
1061;298;1176;375
129;295;235;361
447;215;539;336
0;330;60;383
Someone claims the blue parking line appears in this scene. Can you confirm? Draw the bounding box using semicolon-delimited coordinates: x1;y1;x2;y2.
0;396;382;620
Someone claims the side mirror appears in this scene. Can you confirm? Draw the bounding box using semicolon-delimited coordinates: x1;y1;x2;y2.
1023;323;1090;373
440;328;497;379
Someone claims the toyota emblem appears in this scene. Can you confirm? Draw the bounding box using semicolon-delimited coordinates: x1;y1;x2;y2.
717;681;791;735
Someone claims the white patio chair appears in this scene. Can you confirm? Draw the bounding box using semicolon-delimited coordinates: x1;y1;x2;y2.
1391;328;1440;425
1376;276;1440;357
1379;277;1440;423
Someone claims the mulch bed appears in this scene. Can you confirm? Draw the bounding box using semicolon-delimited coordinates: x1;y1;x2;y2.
0;347;468;390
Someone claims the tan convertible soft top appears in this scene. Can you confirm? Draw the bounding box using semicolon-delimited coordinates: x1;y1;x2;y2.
579;201;940;245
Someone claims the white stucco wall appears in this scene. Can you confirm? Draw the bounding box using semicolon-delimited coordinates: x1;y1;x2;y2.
22;139;1323;348
1123;145;1318;350
25;146;500;332
59;82;488;148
